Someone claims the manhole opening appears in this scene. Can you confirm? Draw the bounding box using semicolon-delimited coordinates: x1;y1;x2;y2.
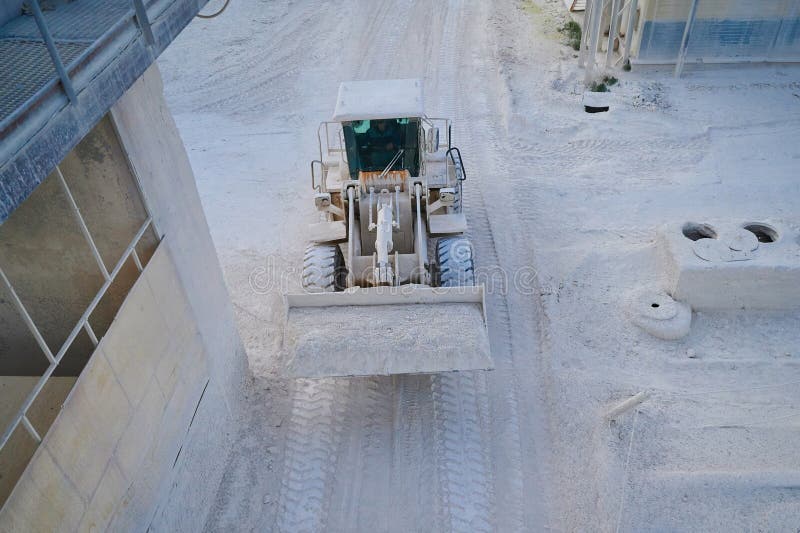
651;303;660;308
743;223;778;243
682;222;717;241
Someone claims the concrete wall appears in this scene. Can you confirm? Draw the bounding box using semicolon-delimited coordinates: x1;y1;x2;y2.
0;171;104;376
0;62;246;531
0;115;159;377
0;242;209;531
109;63;247;531
0;376;75;505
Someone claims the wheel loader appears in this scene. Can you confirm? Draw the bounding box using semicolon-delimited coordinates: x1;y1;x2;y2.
283;79;493;378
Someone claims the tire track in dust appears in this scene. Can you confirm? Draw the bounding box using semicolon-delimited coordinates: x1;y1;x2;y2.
432;373;495;532
327;377;395;531
193;1;323;114
322;4;441;532
428;2;508;532
446;1;531;530
274;379;346;533
508;135;708;175
355;378;395;530
390;375;439;532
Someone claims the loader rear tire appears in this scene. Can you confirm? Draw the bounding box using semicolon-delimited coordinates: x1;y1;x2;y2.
436;236;475;287
302;244;346;292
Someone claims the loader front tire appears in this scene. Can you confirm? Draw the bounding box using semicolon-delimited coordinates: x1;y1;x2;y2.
302;244;346;292
436;236;475;287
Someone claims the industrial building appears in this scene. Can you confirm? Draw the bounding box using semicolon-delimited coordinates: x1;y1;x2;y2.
580;0;800;76
0;1;245;530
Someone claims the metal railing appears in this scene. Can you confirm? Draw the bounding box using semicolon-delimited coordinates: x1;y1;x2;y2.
1;0;160;135
0;163;159;453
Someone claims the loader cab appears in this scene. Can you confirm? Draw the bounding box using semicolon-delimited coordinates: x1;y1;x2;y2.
332;79;426;180
341;118;421;178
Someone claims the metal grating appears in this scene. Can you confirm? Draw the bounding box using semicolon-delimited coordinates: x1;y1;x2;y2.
0;39;89;122
0;0;207;225
1;0;132;41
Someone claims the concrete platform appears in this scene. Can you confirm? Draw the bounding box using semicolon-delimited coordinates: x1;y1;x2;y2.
658;219;800;310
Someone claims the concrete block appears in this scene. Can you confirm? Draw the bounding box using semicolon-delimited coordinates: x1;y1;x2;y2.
659;220;800;310
100;269;170;407
115;376;166;481
0;447;85;532
44;352;131;500
78;459;129;533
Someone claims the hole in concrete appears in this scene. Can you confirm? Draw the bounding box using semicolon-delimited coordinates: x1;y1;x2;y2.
743;223;778;243
682;222;717;241
651;303;660;308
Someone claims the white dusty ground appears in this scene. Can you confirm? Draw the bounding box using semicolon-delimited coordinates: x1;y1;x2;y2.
158;0;800;530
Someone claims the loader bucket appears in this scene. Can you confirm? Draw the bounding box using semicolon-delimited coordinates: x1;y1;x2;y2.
282;286;493;378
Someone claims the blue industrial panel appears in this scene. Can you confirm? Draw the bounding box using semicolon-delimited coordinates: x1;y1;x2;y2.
639;17;800;61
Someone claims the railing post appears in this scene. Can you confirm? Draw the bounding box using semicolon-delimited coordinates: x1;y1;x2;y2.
578;0;593;67
584;0;606;84
622;0;639;66
674;0;699;77
27;0;77;103
606;0;621;67
132;0;156;45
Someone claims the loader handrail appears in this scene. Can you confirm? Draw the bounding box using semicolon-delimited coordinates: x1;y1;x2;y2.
317;121;346;161
446;147;466;181
310;159;325;192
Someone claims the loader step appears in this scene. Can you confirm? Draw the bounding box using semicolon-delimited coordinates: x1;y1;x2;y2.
429;213;467;235
308;220;346;243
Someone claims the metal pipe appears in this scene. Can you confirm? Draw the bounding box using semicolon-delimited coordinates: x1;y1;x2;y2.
378;149;404;182
57;166;110;280
347;187;355;288
84;320;99;346
578;0;593;67
368;187;375;230
414;183;426;284
584;0;605;84
0;218;153;451
28;0;77;103
0;267;56;365
675;0;699;77
132;0;155;45
131;249;144;272
394;185;401;228
606;0;621;67
21;416;42;443
622;0;639;66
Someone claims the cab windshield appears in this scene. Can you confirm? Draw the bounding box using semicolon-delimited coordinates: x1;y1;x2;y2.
342;118;420;178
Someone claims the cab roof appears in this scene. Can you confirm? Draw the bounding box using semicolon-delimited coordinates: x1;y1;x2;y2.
332;79;424;122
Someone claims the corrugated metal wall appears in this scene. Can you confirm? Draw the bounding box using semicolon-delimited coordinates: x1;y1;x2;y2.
637;0;800;63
